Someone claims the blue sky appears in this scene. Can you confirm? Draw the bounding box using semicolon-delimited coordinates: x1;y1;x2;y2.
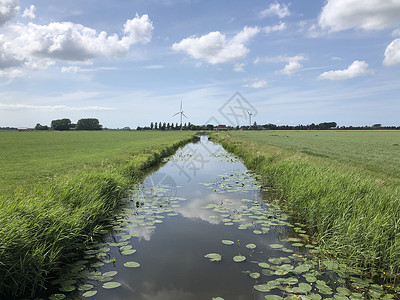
0;0;399;128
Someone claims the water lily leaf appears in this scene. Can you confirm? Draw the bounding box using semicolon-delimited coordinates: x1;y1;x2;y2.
59;285;75;292
336;287;351;296
333;295;349;300
233;255;246;263
212;297;224;300
297;283;312;293
82;290;97;298
253;230;263;234
270;244;284;249
262;269;274;276
254;284;271;292
102;282;121;289
268;258;281;265
124;261;140;268
294;264;310;274
246;243;256;249
90;262;104;268
103;271;118;277
78;284;94;291
258;262;271;268
222;240;234;245
264;296;283;300
250;272;260;279
303;294;322;300
121;249;137;255
204;253;222;262
291;243;304;247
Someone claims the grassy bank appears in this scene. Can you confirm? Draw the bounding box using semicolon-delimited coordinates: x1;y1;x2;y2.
212;131;400;283
0;131;197;297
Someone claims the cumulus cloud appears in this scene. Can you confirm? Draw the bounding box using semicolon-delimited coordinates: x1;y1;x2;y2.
244;79;268;89
260;2;290;19
278;60;303;75
172;26;260;64
263;22;286;34
22;4;35;19
8;14;153;62
0;14;153;72
319;0;400;32
383;38;400;66
0;0;19;26
319;60;371;80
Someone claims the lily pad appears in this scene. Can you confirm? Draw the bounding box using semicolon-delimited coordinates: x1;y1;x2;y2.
124;261;141;268
250;272;260;279
258;262;271;268
204;253;222;262
102;281;121;289
233;255;246;263
270;244;284;249
222;240;234;245
103;271;118;277
121;249;137;255
264;296;283;300
78;284;94;291
82;290;97;298
246;243;257;249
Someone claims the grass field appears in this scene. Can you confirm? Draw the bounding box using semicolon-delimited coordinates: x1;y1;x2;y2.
213;130;400;283
0;130;197;297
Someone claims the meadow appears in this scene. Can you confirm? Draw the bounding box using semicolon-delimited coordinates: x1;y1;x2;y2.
0;130;197;297
213;130;400;284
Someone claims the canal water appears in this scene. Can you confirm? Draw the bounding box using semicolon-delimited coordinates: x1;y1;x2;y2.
49;136;393;300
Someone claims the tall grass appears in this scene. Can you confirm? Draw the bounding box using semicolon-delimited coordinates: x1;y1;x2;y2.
0;132;197;297
213;131;400;282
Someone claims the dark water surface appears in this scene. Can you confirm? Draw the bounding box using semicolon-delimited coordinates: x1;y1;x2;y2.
49;136;394;300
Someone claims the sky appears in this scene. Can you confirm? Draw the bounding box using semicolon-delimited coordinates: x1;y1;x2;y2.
0;0;399;129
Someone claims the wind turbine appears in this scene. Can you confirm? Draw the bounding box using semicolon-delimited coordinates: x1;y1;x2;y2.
246;109;254;129
172;101;187;130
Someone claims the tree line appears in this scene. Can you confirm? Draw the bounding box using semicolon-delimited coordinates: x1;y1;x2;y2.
35;118;102;131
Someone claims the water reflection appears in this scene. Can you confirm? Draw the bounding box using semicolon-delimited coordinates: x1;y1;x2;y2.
64;136;393;300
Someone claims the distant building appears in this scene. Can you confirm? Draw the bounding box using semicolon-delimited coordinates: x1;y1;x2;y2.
214;125;228;131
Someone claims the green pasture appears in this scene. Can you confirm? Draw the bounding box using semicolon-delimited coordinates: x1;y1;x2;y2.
0;130;195;195
213;130;400;284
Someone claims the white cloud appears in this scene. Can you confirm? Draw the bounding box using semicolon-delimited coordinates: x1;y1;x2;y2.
260;2;290;19
172;26;260;64
2;14;153;67
233;62;246;72
392;28;400;37
263;22;286;34
244;79;268;89
144;64;164;69
0;0;19;26
319;0;400;32
319;60;371;80
383;38;400;66
61;66;81;73
22;4;35;19
278;60;303;75
0;68;22;78
0;34;25;68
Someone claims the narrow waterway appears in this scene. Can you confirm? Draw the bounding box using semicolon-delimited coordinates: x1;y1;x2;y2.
48;136;394;300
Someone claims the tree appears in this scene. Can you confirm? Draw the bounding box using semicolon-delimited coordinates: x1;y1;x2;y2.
154;122;158;130
77;118;102;130
35;123;49;130
159;122;162;130
150;122;154;130
51;118;71;131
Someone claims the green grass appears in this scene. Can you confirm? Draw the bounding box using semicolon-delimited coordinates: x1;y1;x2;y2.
0;130;196;194
213;130;400;283
0;130;197;297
